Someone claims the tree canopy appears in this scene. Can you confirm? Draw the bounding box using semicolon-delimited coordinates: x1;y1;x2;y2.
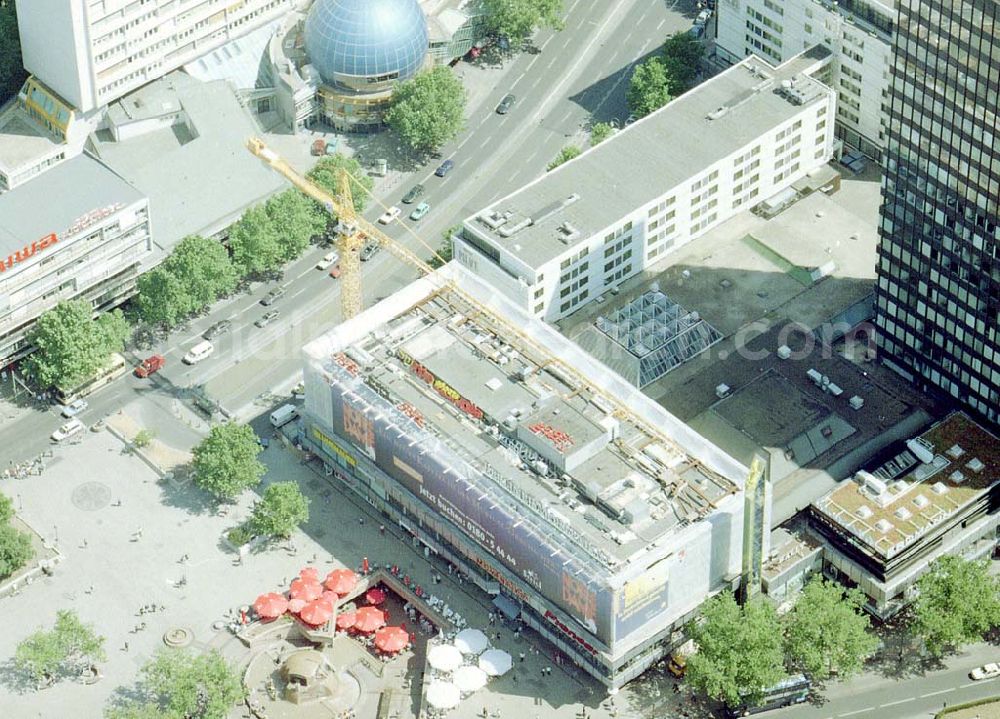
662;31;705;94
627;57;673;119
784;577;878;679
0;523;32;578
547;144;581;171
163;235;239;310
192;423;266;501
265;189;327;261
0;1;26;106
307;154;374;214
135;268;191;330
228;205;285;279
911;555;1000;656
386;67;466;155
589;122;614;147
249;482;310;539
428;225;460;269
481;0;565;50
23;301;129;390
106;649;244;719
686;593;787;707
15;610;106;683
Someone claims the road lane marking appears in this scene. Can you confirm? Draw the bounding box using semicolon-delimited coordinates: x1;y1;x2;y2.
879;698;915;707
480;136;493;149
920;688;954;697
838;709;874;717
657;18;666;30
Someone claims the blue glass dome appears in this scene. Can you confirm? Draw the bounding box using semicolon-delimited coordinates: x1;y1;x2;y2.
304;0;429;85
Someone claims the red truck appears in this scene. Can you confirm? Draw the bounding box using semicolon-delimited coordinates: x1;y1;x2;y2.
134;354;165;378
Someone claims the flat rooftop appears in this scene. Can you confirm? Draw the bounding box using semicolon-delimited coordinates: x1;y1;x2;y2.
305;265;745;570
463;51;832;270
812;413;1000;559
0;105;60;173
560;170;941;521
0;153;145;259
92;71;287;253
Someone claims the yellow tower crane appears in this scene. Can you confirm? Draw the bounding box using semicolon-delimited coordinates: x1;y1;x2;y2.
245;137;736;505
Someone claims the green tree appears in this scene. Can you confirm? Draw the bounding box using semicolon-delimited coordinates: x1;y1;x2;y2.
23;301;129;390
482;0;565;50
662;31;705;93
589;122;614;147
307;154;374;214
162;235;239;310
911;555;1000;656
228;205;283;278
686;593;786;707
265;189;327;261
132;429;156;449
784;577;878;679
0;1;26;105
386;67;467;155
192;423;266;501
626;57;673;118
428;225;459;269
106;649;244;719
0;492;13;523
135;267;192;329
248;482;310;539
547;144;581;171
15;610;106;683
0;523;32;578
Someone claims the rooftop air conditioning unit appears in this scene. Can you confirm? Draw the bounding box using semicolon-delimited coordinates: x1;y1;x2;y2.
894;507;911;520
807;368;823;384
913;494;929;508
906;438;935;464
856;505;873;519
932;481;949;495
716;383;732;399
967;457;985;473
946;444;965;459
874;519;893;534
777;345;792;359
950;470;966;484
849;395;864;410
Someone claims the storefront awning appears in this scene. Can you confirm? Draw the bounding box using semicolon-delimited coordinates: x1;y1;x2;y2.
492;594;521;620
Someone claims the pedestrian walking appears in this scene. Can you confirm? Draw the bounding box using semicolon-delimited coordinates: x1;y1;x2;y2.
519;652;525;663
358;517;364;526
123;641;129;652
379;524;385;535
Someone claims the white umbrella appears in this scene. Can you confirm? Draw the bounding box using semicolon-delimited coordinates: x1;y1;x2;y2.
428;643;464;673
453;665;489;693
478;648;512;677
426;680;461;709
454;628;489;655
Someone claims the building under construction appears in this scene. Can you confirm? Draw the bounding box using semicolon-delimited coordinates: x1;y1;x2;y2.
301;263;747;689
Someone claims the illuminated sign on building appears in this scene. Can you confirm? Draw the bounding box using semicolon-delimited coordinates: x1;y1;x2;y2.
544;610;598;655
0;203;125;274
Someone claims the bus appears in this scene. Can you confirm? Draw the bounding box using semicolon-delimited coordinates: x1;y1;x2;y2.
54;353;128;404
723;674;811;717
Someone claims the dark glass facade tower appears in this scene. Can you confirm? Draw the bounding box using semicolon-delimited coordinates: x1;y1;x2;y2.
874;0;1000;423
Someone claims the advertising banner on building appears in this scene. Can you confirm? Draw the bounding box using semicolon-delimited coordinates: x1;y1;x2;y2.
325;377;618;647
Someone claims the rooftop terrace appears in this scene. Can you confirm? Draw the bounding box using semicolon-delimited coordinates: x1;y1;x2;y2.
812;413;1000;559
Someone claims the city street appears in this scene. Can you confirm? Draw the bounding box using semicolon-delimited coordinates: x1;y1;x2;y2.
0;0;703;466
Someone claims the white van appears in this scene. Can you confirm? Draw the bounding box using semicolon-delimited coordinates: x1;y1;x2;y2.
270;404;298;428
183;340;214;364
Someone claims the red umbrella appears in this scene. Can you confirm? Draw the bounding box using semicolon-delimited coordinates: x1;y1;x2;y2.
253;592;288;619
288;598;307;613
336;611;357;629
299;567;320;582
324;568;358;595
366;587;386;605
300;599;334;626
290;578;323;602
322;590;340;604
362;557;370;573
374;625;410;653
354;606;386;633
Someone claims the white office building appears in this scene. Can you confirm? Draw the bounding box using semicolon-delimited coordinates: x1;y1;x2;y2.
715;0;894;159
14;0;295;112
455;52;836;324
0;154;151;364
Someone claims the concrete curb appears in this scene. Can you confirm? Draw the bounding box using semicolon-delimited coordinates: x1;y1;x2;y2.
103;423;169;480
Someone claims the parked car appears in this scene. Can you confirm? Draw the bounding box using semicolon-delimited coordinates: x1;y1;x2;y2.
255;310;280;328
624;114;637;126
689;24;705;38
401;184;424;204
970;663;1000;681
260;287;285;306
329;264;341;279
60;398;88;418
435;159;455;177
409;202;430;221
203;319;232;340
317;251;339;270
51;418;85;442
695;9;712;25
183;340;214;364
496;93;516;114
134;354;165;378
378;206;401;224
360;241;380;262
